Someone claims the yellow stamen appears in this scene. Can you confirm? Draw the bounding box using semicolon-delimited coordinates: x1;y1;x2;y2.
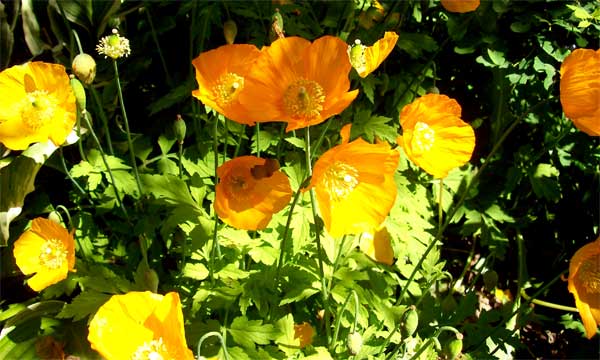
322;162;359;201
214;72;245;107
131;338;169;360
20;90;58;131
39;238;67;270
283;79;325;120
412;122;435;154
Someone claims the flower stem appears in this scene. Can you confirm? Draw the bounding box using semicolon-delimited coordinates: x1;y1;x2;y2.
406;326;461;360
113;60;143;195
330;289;359;351
304;126;331;344
209;116;221;283
519;288;578;312
81;111;128;220
197;331;230;360
90;87;115;155
255;122;261;157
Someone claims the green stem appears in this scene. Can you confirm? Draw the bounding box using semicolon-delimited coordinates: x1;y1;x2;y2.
90;87;114;155
223;118;229;163
234;124;245;158
255;122;261;157
197;331;230;360
407;326;461;360
304;126;330;344
327;234;350;295
310;119;333;162
71;29;83;55
438;178;443;229
178;141;183;179
520;289;578;312
58;147;87;197
209;117;221;283
449;236;476;294
113;60;143;195
81;111;128;220
330;289;360;352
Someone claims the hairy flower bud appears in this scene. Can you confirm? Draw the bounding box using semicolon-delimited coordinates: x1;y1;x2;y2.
347;331;363;355
71;53;96;85
223;19;238;45
400;306;419;338
173;115;187;145
69;76;86;110
443;334;463;360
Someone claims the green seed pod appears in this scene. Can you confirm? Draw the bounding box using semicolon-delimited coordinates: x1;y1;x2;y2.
71;53;96;85
173;115;187;145
47;210;62;224
443;335;463;360
223;19;237;45
347;331;363;355
400;306;419;338
69;76;87;110
483;270;499;291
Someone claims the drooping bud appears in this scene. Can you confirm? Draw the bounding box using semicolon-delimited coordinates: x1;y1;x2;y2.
69;75;87;110
427;86;440;94
270;8;285;41
144;268;159;293
174;114;187;145
347;331;363;355
71;53;96;85
223;19;238;44
47;210;62;224
400;306;419;338
443;334;463;360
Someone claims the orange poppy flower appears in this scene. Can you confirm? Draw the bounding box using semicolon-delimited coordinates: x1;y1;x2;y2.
215;156;292;230
559;48;600;136
13;217;75;291
568;237;600;339
397;94;475;179
294;322;315;348
192;44;262;125
88;291;194;359
307;125;399;238
359;227;394;265
238;36;359;131
348;31;399;78
0;62;76;150
440;0;480;13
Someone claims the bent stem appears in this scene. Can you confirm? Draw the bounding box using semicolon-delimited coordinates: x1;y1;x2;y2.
197;331;230;360
113;60;143;195
330;289;360;351
304;126;331;345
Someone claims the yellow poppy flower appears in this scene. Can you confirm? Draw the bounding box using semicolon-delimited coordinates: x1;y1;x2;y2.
88;291;194;359
559;48;600;136
397;94;475;179
13;217;75;291
215;156;293;230
568;237;600;339
294;322;315;348
440;0;480;13
307;125;399;238
192;44;262;125
239;36;359;131
348;31;399;78
359;227;394;265
0;62;77;150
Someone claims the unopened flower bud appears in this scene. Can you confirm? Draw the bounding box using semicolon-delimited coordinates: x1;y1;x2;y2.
443;334;463;360
400;306;419;338
223;19;237;45
441;294;458;313
347;331;363;355
47;210;62;224
174;115;187;145
144;268;159;293
69;76;87;110
72;53;96;85
483;270;499;291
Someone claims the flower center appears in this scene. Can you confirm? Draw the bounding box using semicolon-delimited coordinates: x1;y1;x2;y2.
411;122;435;154
347;40;367;74
20;90;58;131
283;79;325;120
322;162;359;201
214;72;244;107
223;169;256;202
578;255;600;294
38;238;67;270
131;338;169;360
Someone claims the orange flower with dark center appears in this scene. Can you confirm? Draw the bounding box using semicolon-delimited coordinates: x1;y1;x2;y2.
559;48;600;136
348;32;399;78
88;291;194;359
440;0;480;13
0;62;76;150
215;156;292;230
397;94;475;179
307;125;399;238
192;44;262;125
239;36;359;131
13;217;75;291
568;237;600;339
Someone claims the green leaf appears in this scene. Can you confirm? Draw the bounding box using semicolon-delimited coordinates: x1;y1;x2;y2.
56;291;111;321
147;79;195;116
50;0;93;30
529;163;560;201
140;173;199;209
360;76;377;104
274;314;300;356
487;49;506;66
484;204;514;223
183;262;209;281
0;2;14;69
21;0;46;56
229;316;280;349
158;135;176;155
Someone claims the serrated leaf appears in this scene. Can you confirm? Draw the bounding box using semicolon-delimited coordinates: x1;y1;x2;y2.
183;263;209;280
484;204;514;223
229;316;280;349
140;173;199;208
158;135;176;155
275;314;300;356
360;76;376;103
56;291;111;321
487;49;506;66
